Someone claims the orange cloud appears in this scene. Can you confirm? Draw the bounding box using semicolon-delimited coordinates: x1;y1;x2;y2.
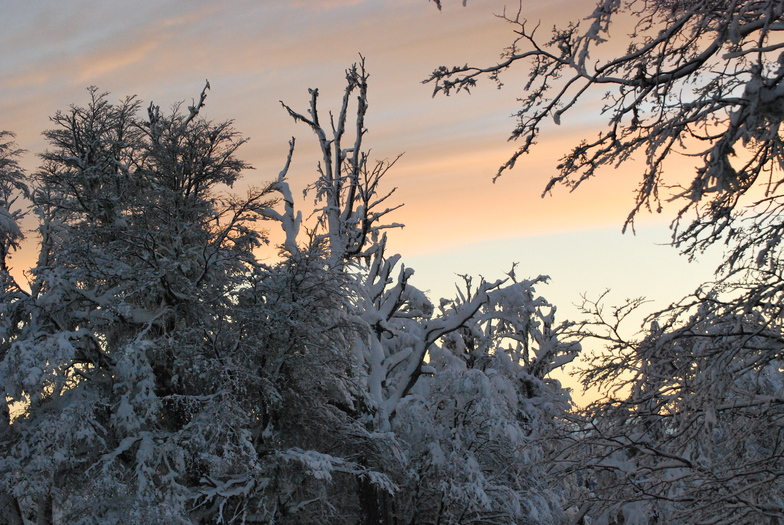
76;39;163;84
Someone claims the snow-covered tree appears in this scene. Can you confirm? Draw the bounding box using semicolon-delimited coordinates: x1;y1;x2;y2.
1;63;580;523
0;84;278;523
0;130;29;525
271;60;583;523
0;131;27;280
552;285;782;524
390;272;579;524
277;61;404;266
427;1;784;522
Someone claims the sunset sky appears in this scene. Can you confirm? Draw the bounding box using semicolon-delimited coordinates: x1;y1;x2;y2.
1;0;722;380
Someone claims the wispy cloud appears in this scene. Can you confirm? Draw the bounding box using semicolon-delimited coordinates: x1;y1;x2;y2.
290;0;367;9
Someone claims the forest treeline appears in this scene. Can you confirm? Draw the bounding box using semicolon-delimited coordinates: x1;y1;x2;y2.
1;1;784;523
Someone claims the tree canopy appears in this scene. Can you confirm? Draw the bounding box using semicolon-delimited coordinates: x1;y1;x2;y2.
428;0;784;522
0;64;578;524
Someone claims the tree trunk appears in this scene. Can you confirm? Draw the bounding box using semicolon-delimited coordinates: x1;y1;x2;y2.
36;494;52;525
358;476;393;525
0;493;24;525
